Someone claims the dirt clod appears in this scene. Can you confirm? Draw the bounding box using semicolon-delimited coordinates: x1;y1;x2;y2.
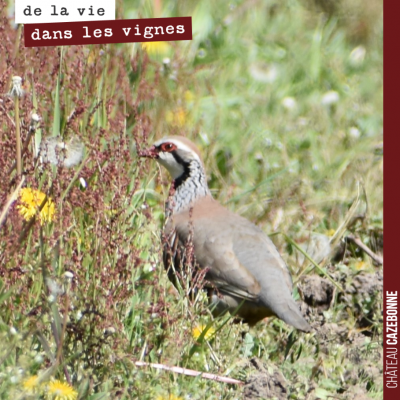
347;271;383;298
300;275;335;310
243;358;288;400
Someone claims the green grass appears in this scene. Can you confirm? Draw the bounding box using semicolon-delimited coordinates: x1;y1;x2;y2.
0;0;382;398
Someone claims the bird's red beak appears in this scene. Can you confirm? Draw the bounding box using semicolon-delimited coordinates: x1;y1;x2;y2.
138;145;158;159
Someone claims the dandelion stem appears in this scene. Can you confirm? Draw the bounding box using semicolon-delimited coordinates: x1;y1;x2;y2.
8;118;38;175
15;96;22;175
13;24;22;60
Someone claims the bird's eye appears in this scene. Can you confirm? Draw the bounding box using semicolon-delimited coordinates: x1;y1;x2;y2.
160;143;176;152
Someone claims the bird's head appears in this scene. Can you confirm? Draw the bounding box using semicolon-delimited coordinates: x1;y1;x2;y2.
140;136;203;180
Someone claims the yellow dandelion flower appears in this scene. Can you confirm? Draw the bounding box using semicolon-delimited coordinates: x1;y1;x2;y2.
141;41;170;55
166;107;187;127
184;90;195;103
326;229;336;237
17;188;55;225
355;260;367;270
105;207;118;217
156;395;183;400
45;380;78;400
192;324;216;341
87;48;97;66
22;375;42;394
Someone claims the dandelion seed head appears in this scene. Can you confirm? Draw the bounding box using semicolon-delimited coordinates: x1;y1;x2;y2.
9;76;24;98
34;354;44;364
40;136;84;168
46;278;63;299
281;96;297;110
349;46;366;66
12;76;22;85
321;91;339;106
349;127;361;138
249;63;279;83
31;113;41;124
64;271;74;280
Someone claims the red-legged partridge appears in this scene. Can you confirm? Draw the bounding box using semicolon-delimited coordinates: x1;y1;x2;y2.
141;136;311;332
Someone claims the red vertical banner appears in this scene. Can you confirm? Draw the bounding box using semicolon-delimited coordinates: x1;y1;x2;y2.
384;1;400;397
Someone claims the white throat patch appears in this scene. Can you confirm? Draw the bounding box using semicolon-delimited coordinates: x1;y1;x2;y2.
157;152;185;179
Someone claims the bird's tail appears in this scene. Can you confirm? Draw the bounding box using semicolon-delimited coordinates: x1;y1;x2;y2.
275;302;312;332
